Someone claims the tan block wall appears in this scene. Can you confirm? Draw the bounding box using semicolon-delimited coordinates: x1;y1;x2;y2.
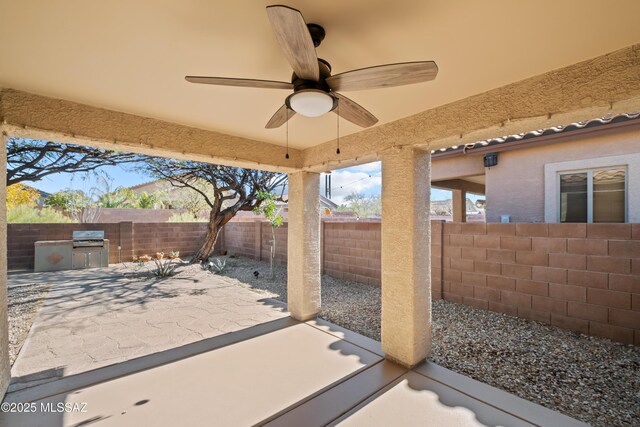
224;219;639;345
437;222;640;345
130;222;221;259
260;222;288;263
224;221;261;260
6;222;218;269
323;221;381;286
222;220;289;262
223;219;442;299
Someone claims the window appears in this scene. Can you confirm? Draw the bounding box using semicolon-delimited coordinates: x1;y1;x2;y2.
559;167;626;223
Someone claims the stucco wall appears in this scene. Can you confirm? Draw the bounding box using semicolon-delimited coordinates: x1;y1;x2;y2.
432;155;484;181
485;125;640;223
0;133;10;397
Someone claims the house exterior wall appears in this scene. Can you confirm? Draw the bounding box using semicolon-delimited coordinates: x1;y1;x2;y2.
483;124;640;223
432;155;485;181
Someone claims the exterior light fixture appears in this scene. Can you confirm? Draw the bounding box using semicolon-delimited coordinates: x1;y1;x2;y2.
483;153;498;167
286;90;336;117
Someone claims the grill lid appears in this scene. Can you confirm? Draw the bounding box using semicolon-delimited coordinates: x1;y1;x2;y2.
72;230;105;241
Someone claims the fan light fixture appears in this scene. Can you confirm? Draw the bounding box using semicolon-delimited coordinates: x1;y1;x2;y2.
186;5;438;134
286;90;335;117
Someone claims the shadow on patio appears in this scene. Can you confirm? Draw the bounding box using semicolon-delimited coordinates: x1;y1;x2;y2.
2;316;587;427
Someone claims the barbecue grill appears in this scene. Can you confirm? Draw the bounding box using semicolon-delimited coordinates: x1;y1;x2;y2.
34;231;110;272
72;230;106;247
71;230;109;269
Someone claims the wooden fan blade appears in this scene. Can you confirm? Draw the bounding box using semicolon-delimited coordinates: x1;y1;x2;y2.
266;5;319;81
333;93;378;128
185;76;293;90
265;105;295;129
326;61;438;91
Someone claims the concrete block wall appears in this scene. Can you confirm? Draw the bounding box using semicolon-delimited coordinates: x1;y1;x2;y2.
129;222;219;259
437;223;640;345
6;222;217;269
260;222;288;263
224;221;261;259
221;220;289;262
322;221;382;286
223;219;384;287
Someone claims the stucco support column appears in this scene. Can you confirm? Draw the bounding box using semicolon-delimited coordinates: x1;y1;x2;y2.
287;171;321;321
381;147;431;367
452;189;467;223
0;131;10;396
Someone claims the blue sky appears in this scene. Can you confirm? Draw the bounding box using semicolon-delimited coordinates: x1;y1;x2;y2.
31;163;151;195
29;159;483;205
321;161;483;204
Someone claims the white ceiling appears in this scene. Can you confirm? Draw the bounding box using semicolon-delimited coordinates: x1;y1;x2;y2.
1;0;639;149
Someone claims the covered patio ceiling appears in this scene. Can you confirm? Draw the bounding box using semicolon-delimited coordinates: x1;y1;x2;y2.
1;1;640;172
0;3;638;417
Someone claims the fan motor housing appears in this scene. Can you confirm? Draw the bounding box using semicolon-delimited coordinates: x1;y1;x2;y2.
307;23;325;47
291;58;332;92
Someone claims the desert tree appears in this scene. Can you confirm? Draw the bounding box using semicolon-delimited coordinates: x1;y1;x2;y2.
142;158;286;262
253;191;284;279
6;138;143;186
167;181;213;219
6;183;40;208
338;191;381;218
46;189;101;223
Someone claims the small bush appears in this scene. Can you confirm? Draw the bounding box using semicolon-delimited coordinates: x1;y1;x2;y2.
203;258;226;274
133;251;181;277
7;206;74;223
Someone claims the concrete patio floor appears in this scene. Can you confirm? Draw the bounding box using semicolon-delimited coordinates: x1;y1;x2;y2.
8;266;288;391
1;317;587;426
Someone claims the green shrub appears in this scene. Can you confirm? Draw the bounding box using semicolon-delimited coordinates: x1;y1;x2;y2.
8;206;75;223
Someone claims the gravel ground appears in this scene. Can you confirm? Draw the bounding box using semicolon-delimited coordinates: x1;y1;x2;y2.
7;283;50;366
218;255;640;427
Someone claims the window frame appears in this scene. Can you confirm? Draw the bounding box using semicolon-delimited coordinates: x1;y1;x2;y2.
557;166;628;223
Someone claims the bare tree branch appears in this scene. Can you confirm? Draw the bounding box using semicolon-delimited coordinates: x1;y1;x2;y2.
6;138;144;186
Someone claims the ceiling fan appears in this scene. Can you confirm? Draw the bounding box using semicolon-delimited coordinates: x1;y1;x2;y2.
185;5;438;129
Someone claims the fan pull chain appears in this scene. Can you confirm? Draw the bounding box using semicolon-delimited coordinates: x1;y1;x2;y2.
285;108;290;159
336;101;341;155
